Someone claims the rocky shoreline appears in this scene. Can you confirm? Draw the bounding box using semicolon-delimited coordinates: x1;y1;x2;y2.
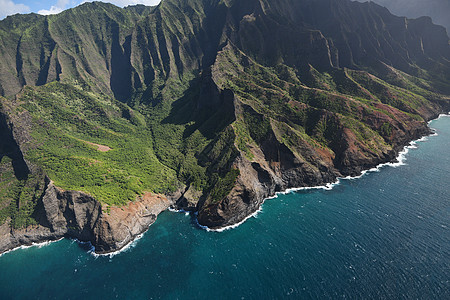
1;0;449;257
0;179;175;255
195;123;434;231
0;111;447;256
193;108;441;229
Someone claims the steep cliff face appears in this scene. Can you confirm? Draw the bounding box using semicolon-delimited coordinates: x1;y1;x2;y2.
194;41;446;228
0;0;450;252
0;180;172;254
93;192;171;254
1;0;449;99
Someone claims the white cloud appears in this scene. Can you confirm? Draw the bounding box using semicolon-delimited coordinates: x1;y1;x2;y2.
113;0;161;6
0;0;162;20
0;0;30;19
38;6;64;15
38;0;70;15
85;0;162;7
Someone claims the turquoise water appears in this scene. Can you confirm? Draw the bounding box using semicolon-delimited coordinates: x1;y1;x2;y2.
1;116;449;299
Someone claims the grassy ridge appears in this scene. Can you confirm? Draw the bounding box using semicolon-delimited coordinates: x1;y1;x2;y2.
211;44;446;167
18;82;178;206
6;75;237;210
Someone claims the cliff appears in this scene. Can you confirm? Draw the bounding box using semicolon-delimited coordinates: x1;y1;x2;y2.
0;180;171;254
0;94;172;254
0;0;449;253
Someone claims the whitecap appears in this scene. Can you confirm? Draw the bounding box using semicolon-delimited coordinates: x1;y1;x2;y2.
168;207;191;215
0;238;64;258
88;232;145;259
427;112;450;124
194;204;264;232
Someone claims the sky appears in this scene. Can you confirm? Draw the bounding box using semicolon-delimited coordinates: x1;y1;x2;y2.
0;0;162;19
357;0;449;34
1;0;449;34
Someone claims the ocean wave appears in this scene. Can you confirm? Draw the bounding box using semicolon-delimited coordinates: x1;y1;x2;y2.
168;207;191;216
194;205;264;232
428;112;450;124
0;238;64;258
195;114;448;232
87;233;146;259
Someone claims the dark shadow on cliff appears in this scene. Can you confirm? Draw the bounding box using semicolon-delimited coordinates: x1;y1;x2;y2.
110;21;133;102
0;113;30;181
30;176;53;229
161;75;236;140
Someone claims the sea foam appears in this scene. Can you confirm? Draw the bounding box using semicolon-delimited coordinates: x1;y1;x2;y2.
87;232;146;259
0;238;64;258
2;114;447;256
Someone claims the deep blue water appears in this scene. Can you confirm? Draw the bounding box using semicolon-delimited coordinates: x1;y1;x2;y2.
1;116;449;299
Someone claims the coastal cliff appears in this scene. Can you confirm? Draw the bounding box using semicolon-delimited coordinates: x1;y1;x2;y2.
0;99;172;254
0;180;172;254
194;43;445;228
0;0;449;254
195;117;435;229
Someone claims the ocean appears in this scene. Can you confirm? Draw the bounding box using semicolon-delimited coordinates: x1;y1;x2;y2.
0;115;449;299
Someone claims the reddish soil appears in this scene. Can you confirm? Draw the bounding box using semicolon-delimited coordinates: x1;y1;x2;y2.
84;141;111;152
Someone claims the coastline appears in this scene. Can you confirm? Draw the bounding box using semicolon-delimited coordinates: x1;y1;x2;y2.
0;238;64;258
0;114;448;258
193;112;450;232
87;232;146;258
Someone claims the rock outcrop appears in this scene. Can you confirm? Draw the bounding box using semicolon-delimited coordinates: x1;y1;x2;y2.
196;117;432;229
0;180;171;254
93;192;171;254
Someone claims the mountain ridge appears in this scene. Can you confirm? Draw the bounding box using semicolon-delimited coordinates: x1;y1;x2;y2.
355;0;450;35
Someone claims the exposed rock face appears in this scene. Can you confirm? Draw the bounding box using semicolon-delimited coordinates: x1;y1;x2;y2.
0;219;59;255
196;103;436;229
41;182;102;242
93;192;171;254
0;181;171;255
196;122;432;229
175;186;203;212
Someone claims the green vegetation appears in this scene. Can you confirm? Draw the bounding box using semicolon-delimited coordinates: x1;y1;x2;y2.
1;74;237;213
0;155;46;227
17;83;179;206
208;168;240;204
380;122;393;138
